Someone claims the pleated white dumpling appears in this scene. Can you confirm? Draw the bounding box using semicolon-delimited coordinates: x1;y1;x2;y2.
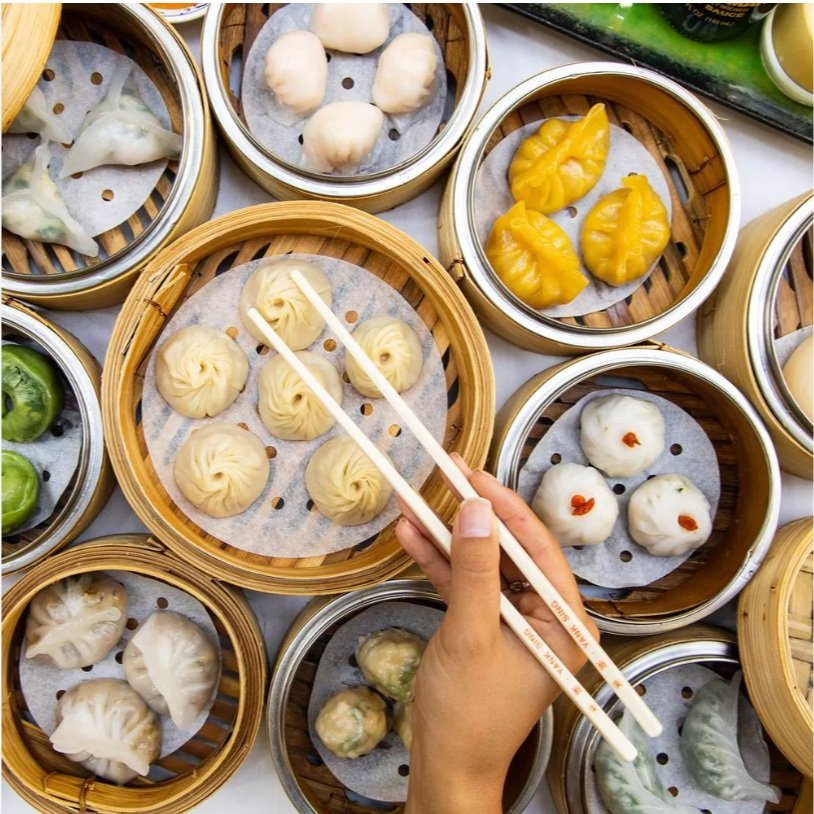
531;462;619;547
302;101;384;174
123;611;220;729
315;686;388;759
311;3;390;54
264;30;327;117
240;258;332;349
627;474;712;557
25;573;128;669
173;424;269;517
344;317;423;398
372;33;438;115
156;326;249;419
305;436;393;525
50;679;161;784
258;351;342;441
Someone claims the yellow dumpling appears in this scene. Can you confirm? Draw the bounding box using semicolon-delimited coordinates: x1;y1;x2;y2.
509;103;610;215
581;174;671;287
485;200;587;309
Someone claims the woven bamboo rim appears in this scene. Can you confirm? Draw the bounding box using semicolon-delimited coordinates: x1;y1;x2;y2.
201;3;489;213
699;191;813;479
102;202;495;594
739;517;813;778
438;63;740;355
1;535;267;814
490;344;781;635
1;3;217;311
1;3;61;131
1;297;115;574
548;624;807;813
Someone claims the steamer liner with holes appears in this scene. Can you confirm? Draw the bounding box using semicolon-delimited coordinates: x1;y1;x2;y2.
438;62;741;355
1;3;217;310
102;201;495;595
739;517;814;779
200;3;488;213
490;344;780;635
698;191;813;479
268;577;552;814
547;625;808;814
2;297;114;574
1;535;267;814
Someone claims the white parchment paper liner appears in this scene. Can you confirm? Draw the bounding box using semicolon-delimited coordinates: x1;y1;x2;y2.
517;389;720;590
141;254;447;559
308;601;444;803
475;119;673;318
2;40;173;238
20;570;222;763
587;664;771;814
241;3;447;176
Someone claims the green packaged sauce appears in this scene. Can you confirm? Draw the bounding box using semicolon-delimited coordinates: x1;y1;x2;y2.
2;344;63;442
2;450;40;534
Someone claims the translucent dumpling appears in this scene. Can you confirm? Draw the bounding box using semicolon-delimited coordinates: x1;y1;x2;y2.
264;30;327;117
509;103;610;215
581;174;671;286
485;200;587;308
311;3;390;54
315;686;388;759
356;627;425;702
301;101;384;174
372;33;438;115
8;85;72;143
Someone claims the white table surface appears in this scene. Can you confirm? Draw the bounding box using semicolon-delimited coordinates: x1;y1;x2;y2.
3;5;813;813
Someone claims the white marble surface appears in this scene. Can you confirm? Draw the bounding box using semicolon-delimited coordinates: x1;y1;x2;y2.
3;5;812;813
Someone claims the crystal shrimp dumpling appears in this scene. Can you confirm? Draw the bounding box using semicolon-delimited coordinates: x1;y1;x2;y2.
263;30;327;118
372;32;438;115
311;3;390;54
301;101;384;174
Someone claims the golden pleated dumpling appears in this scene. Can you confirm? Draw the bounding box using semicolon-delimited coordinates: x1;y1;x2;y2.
581;174;671;287
485;201;587;309
509;103;610;214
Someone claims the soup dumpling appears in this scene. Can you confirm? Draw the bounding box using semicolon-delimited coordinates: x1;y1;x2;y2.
356;627;426;702
372;33;438;115
302;101;384;174
311;3;390;54
264;30;327;117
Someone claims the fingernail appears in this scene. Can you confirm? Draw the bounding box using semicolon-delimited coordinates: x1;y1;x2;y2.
458;498;493;538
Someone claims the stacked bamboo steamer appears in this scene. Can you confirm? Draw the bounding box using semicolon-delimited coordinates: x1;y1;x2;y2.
2;298;114;574
699;191;813;478
1;3;217;310
200;3;488;213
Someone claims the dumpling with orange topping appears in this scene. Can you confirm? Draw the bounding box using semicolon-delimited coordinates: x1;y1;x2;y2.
581;174;671;287
508;103;610;214
485;201;587;309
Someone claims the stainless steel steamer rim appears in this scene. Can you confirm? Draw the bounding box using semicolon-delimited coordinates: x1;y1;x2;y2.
492;347;781;635
448;62;742;351
1;304;107;573
563;639;737;814
748;199;814;453
3;4;208;298
267;579;553;814
200;3;488;200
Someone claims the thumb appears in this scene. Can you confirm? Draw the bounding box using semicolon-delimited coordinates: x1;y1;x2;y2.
446;498;501;639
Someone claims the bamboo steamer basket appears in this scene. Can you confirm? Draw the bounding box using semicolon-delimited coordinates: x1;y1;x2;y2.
200;4;488;214
438;63;741;355
698;191;813;479
547;625;807;813
102;202;495;595
1;3;217;311
739;517;813;778
490;344;781;635
1;535;268;814
2;297;114;574
268;578;552;814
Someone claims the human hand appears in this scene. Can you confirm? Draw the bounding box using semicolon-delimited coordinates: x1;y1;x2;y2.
396;454;598;814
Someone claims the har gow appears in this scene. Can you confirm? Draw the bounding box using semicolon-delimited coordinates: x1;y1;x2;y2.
156;325;249;419
311;3;390;54
301;101;384;174
372;33;438;115
173;424;270;518
264;30;327;117
123;611;220;729
315;686;388;759
50;678;161;784
25;573;127;670
344;316;423;398
8;85;72;143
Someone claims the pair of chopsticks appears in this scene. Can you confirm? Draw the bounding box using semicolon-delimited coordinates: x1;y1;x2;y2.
248;272;662;762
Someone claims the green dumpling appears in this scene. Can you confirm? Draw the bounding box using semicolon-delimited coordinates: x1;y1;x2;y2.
2;344;63;442
2;450;40;534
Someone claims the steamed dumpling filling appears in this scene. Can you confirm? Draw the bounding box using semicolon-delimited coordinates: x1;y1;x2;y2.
315;686;388;759
355;627;426;702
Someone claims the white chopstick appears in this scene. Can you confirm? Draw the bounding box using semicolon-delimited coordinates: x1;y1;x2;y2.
290;270;662;740
247;307;637;763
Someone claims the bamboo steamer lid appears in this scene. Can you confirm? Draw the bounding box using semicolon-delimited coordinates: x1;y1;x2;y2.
739;517;814;778
1;4;61;131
